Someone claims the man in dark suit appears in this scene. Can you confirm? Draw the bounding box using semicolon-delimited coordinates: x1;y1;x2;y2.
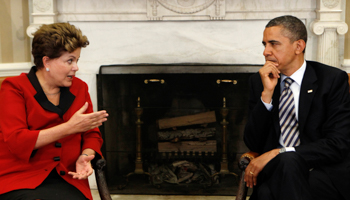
243;15;350;200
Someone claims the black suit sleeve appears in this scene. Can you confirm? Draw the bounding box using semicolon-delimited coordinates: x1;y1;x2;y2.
243;73;279;154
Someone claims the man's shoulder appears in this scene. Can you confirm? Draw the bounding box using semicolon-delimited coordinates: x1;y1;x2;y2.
306;60;348;81
306;60;345;74
305;60;349;94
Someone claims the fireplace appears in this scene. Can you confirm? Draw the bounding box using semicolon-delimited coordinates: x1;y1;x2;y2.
97;63;259;195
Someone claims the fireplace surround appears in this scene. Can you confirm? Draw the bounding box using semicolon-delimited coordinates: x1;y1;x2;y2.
97;63;259;195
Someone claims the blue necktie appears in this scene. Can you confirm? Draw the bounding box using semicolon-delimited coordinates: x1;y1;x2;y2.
279;78;300;147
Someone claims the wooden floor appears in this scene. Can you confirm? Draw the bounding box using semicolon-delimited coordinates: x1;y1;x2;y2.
91;190;246;200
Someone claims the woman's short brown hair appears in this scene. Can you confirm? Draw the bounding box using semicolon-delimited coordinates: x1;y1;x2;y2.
32;23;89;69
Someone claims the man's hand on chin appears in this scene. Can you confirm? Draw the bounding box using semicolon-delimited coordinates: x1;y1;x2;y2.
259;61;280;103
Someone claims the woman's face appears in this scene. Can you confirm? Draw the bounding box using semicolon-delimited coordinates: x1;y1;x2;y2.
45;48;81;87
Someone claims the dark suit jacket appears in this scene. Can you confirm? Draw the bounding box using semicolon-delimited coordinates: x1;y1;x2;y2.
0;67;103;200
244;61;350;198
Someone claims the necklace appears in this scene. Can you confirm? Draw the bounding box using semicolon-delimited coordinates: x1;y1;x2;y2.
44;91;61;95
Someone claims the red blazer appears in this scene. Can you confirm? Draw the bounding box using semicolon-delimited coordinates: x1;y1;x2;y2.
0;67;103;200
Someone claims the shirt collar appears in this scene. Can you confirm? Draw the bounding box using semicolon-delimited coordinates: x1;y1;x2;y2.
280;60;306;86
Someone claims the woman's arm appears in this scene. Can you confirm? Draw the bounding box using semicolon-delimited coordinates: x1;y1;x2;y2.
34;102;108;149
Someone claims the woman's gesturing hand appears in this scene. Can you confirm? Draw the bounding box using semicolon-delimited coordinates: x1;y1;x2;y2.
67;102;108;133
68;154;95;180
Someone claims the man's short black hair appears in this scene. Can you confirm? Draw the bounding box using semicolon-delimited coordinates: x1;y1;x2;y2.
266;15;308;45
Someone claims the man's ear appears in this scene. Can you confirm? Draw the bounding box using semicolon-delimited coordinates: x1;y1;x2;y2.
295;39;306;55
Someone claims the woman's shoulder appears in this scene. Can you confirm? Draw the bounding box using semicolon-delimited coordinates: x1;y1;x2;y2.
1;73;30;88
72;76;87;87
70;76;89;94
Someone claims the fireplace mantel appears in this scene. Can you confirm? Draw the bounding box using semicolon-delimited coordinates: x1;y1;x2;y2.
27;0;348;68
24;0;347;107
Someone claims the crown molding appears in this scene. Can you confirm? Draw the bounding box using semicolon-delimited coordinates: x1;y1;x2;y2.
0;62;32;77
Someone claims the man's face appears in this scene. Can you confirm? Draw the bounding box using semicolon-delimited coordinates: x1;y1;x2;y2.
262;26;299;75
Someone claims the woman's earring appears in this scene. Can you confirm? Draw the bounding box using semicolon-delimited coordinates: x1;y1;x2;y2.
46;68;50;72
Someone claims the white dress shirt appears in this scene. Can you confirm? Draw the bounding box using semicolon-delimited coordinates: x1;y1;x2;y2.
262;60;306;150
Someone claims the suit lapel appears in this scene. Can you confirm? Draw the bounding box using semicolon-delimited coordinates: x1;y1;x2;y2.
298;63;318;135
272;80;282;137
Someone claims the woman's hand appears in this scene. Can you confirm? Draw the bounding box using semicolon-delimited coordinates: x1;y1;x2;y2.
67;102;108;134
68;154;95;180
34;102;108;149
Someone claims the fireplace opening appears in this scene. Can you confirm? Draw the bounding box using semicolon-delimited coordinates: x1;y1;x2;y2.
97;64;258;195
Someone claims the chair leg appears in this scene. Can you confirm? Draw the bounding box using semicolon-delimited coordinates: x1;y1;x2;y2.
236;170;248;200
94;158;112;200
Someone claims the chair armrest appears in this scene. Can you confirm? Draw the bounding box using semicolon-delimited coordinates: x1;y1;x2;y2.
236;151;259;200
238;151;260;170
93;158;112;200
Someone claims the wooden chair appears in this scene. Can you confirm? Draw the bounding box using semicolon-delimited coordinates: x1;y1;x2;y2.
0;76;112;200
236;151;259;200
94;158;112;200
236;73;350;200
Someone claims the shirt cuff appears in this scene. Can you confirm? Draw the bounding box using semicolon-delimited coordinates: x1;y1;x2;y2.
261;97;273;111
285;147;295;152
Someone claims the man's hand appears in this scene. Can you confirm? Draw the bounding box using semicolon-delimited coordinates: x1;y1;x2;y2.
259;61;280;103
68;154;95;180
244;149;280;188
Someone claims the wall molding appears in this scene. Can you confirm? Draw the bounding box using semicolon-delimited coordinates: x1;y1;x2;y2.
56;9;315;22
342;59;350;71
0;62;32;77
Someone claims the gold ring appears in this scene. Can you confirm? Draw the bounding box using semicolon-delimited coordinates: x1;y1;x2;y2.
249;171;254;175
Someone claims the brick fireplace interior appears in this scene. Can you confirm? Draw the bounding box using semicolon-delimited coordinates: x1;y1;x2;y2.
97;64;259;195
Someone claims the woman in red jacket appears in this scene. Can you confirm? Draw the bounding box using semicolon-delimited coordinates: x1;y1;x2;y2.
0;23;108;200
